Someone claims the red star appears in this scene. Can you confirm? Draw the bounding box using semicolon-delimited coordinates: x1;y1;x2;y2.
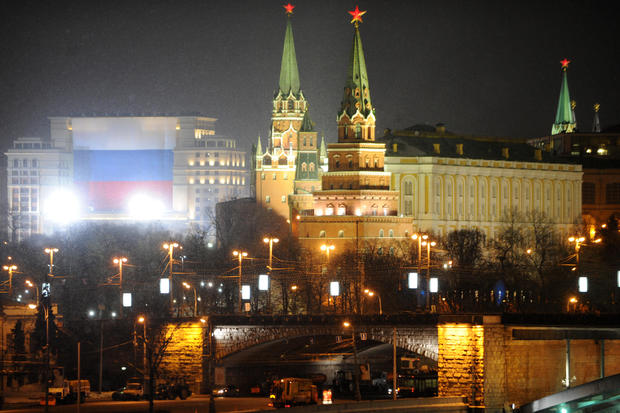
560;58;571;69
283;3;295;15
348;5;366;24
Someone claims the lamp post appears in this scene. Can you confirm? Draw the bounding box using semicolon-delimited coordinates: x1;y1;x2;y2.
411;234;428;275
44;248;58;276
113;257;127;316
136;315;147;390
421;239;436;310
321;245;335;310
25;280;39;306
343;321;361;401
364;289;382;315
3;265;17;296
568;236;585;272
233;250;248;313
320;244;335;262
263;237;279;312
183;281;197;316
163;243;179;308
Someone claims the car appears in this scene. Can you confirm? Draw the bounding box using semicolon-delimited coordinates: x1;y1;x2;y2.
212;384;240;397
112;382;143;401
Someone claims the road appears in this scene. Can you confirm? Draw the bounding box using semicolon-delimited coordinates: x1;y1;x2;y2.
2;396;275;413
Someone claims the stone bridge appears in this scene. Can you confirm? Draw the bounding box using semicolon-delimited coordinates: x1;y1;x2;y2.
159;313;620;413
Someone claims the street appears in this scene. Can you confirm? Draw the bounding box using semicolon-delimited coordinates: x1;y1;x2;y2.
2;396;275;413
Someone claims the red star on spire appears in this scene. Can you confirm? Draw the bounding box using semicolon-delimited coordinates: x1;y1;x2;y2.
560;58;571;69
348;5;366;25
283;3;295;15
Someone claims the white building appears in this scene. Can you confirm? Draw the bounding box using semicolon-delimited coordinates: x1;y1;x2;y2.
4;115;248;240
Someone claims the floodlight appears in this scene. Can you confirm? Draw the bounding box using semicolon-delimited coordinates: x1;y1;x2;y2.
122;292;132;307
160;278;170;294
330;281;340;296
430;278;438;293
258;274;269;291
242;285;251;300
408;272;418;289
128;193;164;220
578;277;588;293
43;189;80;223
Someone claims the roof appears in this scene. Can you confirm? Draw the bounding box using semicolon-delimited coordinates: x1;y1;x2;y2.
339;26;372;118
552;67;576;134
380;132;579;164
300;110;314;132
278;16;300;97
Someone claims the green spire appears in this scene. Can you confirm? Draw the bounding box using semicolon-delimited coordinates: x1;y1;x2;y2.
339;25;372;118
552;59;576;135
300;109;314;132
256;135;262;156
278;15;300;97
319;134;327;158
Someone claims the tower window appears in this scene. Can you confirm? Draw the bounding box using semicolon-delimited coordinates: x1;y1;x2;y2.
355;124;361;138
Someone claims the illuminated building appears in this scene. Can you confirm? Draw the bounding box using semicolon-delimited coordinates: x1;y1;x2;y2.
5;115;248;240
254;5;325;220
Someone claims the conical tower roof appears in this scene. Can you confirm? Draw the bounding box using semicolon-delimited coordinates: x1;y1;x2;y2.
300;109;314;132
339;7;372;119
256;135;262;156
592;103;601;133
552;59;576;135
278;6;300;97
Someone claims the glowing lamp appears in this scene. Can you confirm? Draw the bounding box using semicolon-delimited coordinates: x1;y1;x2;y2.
258;274;269;291
43;189;81;223
408;272;418;289
128;193;164;220
330;281;340;296
578;276;588;293
122;293;132;307
430;278;438;293
159;278;170;294
241;285;251;300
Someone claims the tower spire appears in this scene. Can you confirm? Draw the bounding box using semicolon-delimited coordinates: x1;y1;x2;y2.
256;135;262;156
551;58;576;135
337;6;376;142
278;4;300;97
592;103;601;133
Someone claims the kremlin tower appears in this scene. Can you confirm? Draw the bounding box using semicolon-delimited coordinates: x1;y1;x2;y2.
551;59;577;135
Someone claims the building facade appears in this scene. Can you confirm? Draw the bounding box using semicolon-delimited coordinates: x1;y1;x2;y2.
5;115;248;240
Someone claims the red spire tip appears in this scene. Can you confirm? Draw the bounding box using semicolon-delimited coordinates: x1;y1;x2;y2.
348;5;366;25
283;3;295;15
560;58;571;69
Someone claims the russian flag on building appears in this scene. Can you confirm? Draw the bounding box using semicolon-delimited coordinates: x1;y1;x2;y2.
72;117;176;213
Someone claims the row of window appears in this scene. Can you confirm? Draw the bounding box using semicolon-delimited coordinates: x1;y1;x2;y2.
582;182;620;204
188;177;245;185
12;159;39;168
265;195;287;204
317;228;396;238
13;143;52;150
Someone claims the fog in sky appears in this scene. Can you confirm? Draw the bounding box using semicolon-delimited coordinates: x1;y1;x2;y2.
1;0;618;150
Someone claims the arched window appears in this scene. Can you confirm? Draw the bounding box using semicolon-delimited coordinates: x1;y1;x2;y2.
288;99;294;110
325;204;334;216
337;205;346;215
365;156;370;168
334;155;340;168
379;229;384;238
355;124;361;138
338;230;344;238
347;155;353;168
263;155;271;165
382;204;389;216
309;163;315;172
389;229;394;238
301;162;307;172
377;247;383;255
319;230;326;238
371;204;378;216
279;155;288;166
374;157;378;168
389;247;395;256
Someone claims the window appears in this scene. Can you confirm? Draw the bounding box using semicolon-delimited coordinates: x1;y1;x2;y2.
302;162;307;172
389;229;394;238
265;195;270;203
379;229;384;238
326;204;334;216
355;124;361;138
279;156;287;166
273;173;277;180
606;183;620;204
338;230;344;238
261;173;265;180
582;182;595;204
309;163;315;172
389;247;395;256
337;205;346;215
281;195;286;203
319;230;326;238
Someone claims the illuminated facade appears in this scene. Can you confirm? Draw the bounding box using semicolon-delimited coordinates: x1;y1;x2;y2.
5;115;248;240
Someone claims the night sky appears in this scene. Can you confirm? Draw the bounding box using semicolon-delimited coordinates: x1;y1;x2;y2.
1;0;618;151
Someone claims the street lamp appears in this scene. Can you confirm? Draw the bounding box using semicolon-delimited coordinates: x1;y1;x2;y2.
163;242;179;308
44;248;58;276
182;281;197;316
342;321;362;401
233;250;248;313
136;315;147;389
568;236;585;270
113;257;128;316
421;239;436;310
320;244;335;261
3;265;17;296
364;289;382;315
411;234;428;275
263;237;279;311
26;280;39;306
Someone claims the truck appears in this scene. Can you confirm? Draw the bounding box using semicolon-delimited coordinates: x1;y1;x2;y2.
270;378;319;408
44;379;90;404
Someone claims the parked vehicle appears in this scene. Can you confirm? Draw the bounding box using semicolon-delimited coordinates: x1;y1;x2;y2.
212;384;240;397
44;379;90;404
270;378;319;408
112;382;143;401
155;381;191;400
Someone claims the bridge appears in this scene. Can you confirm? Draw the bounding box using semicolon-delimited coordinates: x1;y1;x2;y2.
159;313;620;413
